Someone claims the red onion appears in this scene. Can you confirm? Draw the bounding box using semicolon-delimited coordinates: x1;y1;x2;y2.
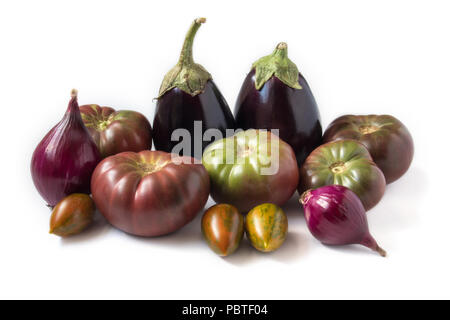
300;185;386;257
31;89;101;207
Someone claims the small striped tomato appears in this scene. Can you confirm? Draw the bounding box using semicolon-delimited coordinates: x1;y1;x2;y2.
245;203;288;252
49;193;95;237
201;204;244;256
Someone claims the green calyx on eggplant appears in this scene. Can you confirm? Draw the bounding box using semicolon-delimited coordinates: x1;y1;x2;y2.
157;17;210;97
234;42;322;167
153;17;235;158
252;42;302;90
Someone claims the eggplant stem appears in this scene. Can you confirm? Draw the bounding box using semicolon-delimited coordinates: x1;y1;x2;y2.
157;17;211;97
273;42;288;59
251;42;302;90
277;42;287;50
178;17;206;66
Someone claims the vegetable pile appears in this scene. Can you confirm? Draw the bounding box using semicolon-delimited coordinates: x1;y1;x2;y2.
31;17;414;259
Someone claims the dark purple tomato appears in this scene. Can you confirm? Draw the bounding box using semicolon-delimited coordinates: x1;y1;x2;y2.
323;114;414;183
80;104;152;158
235;43;322;167
91;150;210;237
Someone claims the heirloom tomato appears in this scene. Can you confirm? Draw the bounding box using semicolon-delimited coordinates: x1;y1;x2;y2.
202;129;299;213
80;104;152;158
91;151;209;237
201;204;244;256
245;203;288;252
299;140;385;211
323;114;413;183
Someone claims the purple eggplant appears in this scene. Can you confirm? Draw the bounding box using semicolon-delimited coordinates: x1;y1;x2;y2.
153;18;235;159
234;42;322;167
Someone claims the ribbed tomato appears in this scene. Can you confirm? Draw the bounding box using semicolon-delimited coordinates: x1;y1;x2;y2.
202;129;299;213
80;104;152;158
323;114;413;183
91;150;210;237
299;140;386;211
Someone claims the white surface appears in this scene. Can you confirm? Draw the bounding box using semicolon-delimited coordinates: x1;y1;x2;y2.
0;0;449;299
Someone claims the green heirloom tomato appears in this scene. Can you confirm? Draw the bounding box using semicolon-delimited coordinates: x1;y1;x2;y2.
323;114;414;183
245;203;288;252
201;204;244;256
299;140;386;211
202;129;299;213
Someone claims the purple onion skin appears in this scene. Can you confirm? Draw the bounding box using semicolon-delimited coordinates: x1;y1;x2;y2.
301;185;386;257
234;69;322;167
31;91;101;207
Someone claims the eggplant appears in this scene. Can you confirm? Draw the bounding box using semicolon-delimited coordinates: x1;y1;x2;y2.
153;18;235;159
234;42;322;167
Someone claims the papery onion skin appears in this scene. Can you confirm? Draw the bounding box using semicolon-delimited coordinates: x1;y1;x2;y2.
31;90;101;207
300;185;386;257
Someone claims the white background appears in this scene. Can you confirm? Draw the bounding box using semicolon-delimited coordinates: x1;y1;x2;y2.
0;0;448;299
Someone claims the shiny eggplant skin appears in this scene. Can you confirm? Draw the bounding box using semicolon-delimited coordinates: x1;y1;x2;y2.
91;150;210;237
299;140;386;211
323;115;413;184
80;104;152;158
201;204;244;256
235;69;322;167
153;80;235;158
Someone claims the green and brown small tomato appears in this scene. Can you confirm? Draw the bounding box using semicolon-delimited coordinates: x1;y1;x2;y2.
245;203;288;252
49;193;95;237
201;204;244;256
